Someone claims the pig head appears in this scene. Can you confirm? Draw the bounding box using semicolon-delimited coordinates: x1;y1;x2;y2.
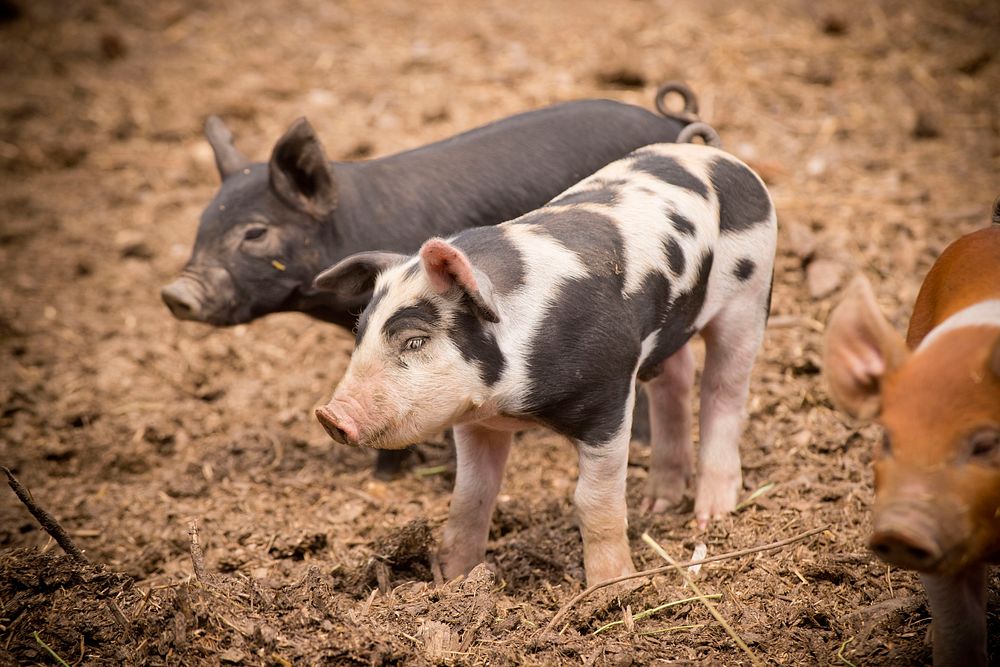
161;117;356;327
825;266;1000;666
313;240;503;450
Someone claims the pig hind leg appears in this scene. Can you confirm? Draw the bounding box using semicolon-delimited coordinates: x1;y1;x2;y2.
642;344;695;513
694;293;768;526
439;424;512;580
574;390;638;587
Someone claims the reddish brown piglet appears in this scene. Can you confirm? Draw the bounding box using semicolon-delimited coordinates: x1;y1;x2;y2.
823;209;1000;667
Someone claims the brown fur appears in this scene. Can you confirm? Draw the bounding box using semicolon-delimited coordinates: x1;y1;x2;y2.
906;226;1000;348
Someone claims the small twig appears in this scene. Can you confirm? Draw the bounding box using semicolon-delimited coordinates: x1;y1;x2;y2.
593;594;721;635
105;599;132;637
33;631;71;667
543;524;829;635
188;521;209;583
643;532;762;666
3;467;88;564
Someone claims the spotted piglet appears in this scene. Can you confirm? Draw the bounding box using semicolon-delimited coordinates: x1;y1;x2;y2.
312;142;777;586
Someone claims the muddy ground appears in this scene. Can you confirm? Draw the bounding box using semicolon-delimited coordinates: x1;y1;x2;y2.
1;0;999;664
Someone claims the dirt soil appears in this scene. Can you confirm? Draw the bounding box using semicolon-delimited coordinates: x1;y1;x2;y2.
1;0;999;664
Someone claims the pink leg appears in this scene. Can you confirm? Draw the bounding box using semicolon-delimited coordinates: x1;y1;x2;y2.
643;344;696;513
695;298;766;526
439;423;512;580
574;399;637;587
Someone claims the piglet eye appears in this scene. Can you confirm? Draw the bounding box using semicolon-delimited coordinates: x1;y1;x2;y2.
403;336;428;351
969;429;1000;462
243;226;267;242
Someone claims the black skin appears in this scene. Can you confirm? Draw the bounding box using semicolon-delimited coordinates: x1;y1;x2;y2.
172;98;690;475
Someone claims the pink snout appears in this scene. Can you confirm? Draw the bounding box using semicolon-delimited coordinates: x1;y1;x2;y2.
315;405;360;446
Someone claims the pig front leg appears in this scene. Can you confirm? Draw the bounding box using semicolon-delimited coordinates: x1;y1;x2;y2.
922;564;988;667
643;344;695;513
695;298;767;526
439;423;512;581
575;421;637;587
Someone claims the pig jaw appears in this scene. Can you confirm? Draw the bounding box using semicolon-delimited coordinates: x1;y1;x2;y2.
317;361;490;451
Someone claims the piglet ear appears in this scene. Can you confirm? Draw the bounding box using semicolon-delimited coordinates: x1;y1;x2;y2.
822;275;909;419
269;118;337;219
312;251;406;300
420;239;500;323
204;116;249;181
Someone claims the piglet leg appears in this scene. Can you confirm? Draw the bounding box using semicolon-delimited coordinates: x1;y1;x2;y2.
643;344;695;513
439;423;512;581
575;414;636;586
695;297;767;526
922;564;988;667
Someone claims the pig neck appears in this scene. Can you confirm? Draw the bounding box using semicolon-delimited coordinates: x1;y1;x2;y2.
915;299;1000;353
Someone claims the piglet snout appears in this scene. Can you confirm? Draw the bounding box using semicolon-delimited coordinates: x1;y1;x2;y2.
315;405;360;446
161;279;205;321
869;506;944;572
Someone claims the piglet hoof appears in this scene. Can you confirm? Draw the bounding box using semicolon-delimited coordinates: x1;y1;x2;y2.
693;472;741;528
373;448;412;480
643;472;691;514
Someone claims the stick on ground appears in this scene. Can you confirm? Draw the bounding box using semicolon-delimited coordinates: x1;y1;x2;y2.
542;524;829;635
3;466;89;564
188;520;209;582
642;532;762;667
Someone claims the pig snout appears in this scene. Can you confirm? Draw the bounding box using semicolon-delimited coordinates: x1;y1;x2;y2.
161;278;205;321
315;405;360;446
869;504;947;572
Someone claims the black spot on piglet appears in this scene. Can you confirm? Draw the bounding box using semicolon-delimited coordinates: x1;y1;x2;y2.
734;258;756;282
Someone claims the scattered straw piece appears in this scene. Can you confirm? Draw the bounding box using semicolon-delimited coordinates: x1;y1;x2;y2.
642;532;762;667
542;524;829;635
638;623;706;636
836;637;857;667
735;482;776;511
592;594;721;635
33;631;71;667
414;465;449;478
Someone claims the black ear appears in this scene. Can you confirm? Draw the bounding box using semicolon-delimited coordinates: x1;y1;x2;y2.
269;118;337;219
204;116;249;180
312;251;407;300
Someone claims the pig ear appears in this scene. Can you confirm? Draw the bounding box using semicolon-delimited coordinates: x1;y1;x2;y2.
269;118;337;219
312;251;406;299
204;116;249;181
822;275;909;419
419;239;500;323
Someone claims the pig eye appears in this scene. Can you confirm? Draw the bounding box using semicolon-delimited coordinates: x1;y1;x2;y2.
403;336;428;352
243;226;268;242
969;429;1000;462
